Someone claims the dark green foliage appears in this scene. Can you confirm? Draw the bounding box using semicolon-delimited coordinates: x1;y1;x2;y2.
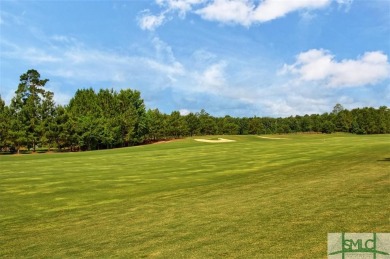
146;109;167;141
248;117;264;134
117;89;147;146
167;111;188;138
221;116;240;135
198;109;218;135
40;91;56;150
7;70;51;153
0;96;11;149
332;103;344;115
66;88;147;150
185;112;200;137
2;70;390;152
321;121;336;134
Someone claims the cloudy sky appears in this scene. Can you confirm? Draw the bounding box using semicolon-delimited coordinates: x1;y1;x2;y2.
0;0;389;117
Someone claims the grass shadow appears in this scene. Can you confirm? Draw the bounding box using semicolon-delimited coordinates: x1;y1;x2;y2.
377;157;390;162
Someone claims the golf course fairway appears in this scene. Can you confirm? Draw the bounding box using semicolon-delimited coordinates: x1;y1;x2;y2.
1;134;389;258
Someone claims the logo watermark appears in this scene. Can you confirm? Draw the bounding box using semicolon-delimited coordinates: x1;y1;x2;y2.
328;233;390;258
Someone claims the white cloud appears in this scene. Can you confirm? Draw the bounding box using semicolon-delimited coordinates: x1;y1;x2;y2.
25;48;60;63
282;49;390;87
141;0;348;28
146;59;184;78
179;108;191;115
335;0;353;11
252;0;330;23
139;1;206;30
196;0;331;25
197;61;227;91
157;0;206;17
138;10;166;31
1;33;185;87
152;36;177;64
1;40;60;63
50;35;79;45
192;49;217;64
65;50;181;84
195;0;254;26
0;10;24;26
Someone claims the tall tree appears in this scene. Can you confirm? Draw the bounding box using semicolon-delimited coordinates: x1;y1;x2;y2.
97;89;120;149
185;112;200;137
0;96;10;150
221;116;239;135
67;88;101;150
248;116;264;135
167;111;188;138
377;106;390;133
332;103;344;115
53;105;70;150
117;89;140;146
9;69;50;152
300;115;313;132
146;109;166;141
198;109;217;135
39;91;56;151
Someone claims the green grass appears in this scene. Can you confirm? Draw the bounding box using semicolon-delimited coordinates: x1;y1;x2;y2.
0;134;389;258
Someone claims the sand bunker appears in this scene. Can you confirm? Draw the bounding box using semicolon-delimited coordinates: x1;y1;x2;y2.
194;138;236;143
258;136;288;140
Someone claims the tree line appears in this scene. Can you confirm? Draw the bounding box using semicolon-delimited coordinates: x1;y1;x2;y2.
1;69;389;153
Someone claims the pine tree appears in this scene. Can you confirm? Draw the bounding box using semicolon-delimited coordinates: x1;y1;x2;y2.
9;69;50;153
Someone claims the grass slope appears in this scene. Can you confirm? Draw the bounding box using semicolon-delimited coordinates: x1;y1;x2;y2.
0;134;389;258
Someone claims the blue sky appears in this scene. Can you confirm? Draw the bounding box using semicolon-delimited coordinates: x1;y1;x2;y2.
0;0;389;117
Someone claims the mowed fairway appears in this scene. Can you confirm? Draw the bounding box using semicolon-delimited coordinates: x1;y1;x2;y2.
1;134;389;258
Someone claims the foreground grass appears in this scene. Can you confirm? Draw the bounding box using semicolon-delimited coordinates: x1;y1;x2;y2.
0;134;389;258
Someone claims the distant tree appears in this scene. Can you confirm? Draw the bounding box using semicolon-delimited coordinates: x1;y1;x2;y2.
39;91;56;151
129;90;148;144
322;121;335;134
300;115;312;132
332;103;344;115
0;96;10;150
67;88;100;150
377;106;390;133
351;119;364;134
237;117;249;135
52;105;68;150
334;109;352;132
262;117;277;134
185;112;200;137
221;116;239;135
146;109;166;141
97;89;120;148
5;70;390;154
276;119;291;134
198;109;217;135
117;89;142;146
167;111;188;138
8;107;27;153
288;116;301;133
248;117;264;134
309;114;322;132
